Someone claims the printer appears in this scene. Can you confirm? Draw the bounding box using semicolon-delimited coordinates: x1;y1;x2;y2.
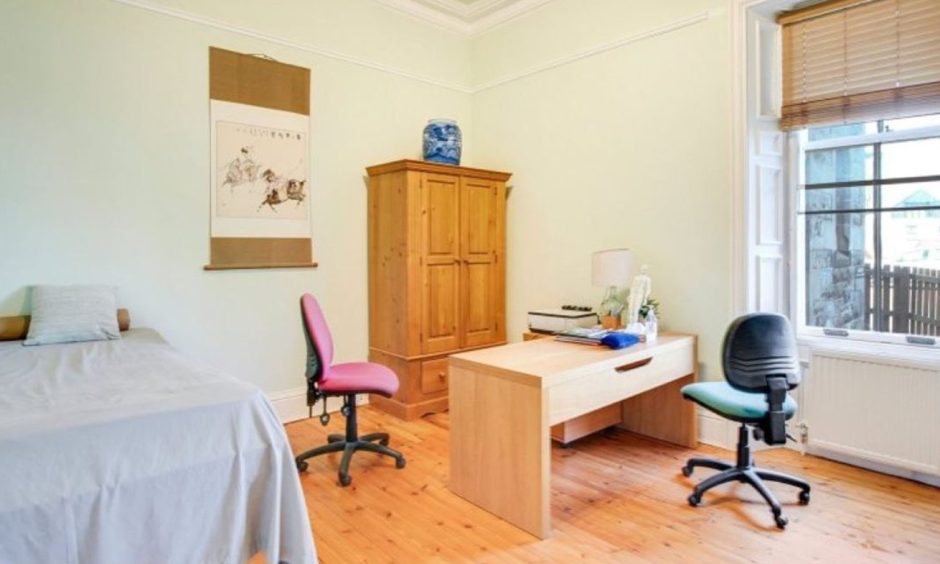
527;307;598;334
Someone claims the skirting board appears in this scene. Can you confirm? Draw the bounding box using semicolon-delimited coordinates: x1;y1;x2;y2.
271;389;760;448
807;445;940;488
697;409;737;450
268;386;368;424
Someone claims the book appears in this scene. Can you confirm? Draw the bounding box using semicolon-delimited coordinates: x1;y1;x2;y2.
554;327;610;345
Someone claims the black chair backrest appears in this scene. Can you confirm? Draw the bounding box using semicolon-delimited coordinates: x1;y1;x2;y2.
722;313;800;393
722;313;800;445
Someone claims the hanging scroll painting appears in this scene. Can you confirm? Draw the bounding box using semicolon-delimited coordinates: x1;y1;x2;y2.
206;47;316;270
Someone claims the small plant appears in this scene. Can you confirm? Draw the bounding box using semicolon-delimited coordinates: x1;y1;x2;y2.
639;297;660;320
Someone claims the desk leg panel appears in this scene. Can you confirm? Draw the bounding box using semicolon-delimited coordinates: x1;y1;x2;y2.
619;373;698;448
448;365;551;539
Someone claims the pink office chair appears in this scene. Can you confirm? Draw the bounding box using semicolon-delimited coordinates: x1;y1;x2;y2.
294;293;406;486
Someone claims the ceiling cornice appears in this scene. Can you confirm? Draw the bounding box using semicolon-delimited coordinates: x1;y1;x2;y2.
372;0;555;35
112;0;713;94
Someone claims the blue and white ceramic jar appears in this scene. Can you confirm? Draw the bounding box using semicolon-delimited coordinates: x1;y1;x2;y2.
422;119;462;165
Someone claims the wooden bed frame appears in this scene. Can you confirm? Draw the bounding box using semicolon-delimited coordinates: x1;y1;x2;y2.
0;309;130;342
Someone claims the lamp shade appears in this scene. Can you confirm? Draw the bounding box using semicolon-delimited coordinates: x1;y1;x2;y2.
591;249;634;287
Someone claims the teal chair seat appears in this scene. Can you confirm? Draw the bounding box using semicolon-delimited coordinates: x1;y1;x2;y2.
682;381;797;423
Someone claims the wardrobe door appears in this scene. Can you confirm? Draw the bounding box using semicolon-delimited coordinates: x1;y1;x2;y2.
420;173;461;354
460;177;505;348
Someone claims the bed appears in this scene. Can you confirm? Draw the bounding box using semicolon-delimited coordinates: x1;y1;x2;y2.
0;322;317;563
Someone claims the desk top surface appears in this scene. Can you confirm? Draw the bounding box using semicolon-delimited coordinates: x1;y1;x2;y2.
449;333;695;388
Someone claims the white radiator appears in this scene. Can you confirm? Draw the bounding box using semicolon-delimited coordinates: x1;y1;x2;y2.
803;348;940;480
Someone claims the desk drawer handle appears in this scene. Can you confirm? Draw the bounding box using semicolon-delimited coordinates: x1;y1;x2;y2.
615;358;653;373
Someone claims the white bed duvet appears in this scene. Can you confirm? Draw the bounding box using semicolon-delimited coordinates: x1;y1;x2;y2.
0;329;316;564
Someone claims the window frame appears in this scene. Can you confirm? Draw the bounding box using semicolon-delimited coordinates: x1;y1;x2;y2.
791;120;940;348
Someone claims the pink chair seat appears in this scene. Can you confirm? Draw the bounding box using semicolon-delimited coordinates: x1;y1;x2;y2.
319;362;399;397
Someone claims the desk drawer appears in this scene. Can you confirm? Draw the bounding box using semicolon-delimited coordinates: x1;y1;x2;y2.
548;340;694;426
421;358;449;395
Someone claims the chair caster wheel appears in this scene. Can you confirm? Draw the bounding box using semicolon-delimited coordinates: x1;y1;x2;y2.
687;494;701;507
774;513;788;529
396;456;406;469
799;491;810;505
296;460;308;472
338;473;352;487
319;414;330;426
681;465;693;477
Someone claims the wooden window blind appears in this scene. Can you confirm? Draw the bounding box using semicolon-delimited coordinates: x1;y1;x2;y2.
779;0;940;130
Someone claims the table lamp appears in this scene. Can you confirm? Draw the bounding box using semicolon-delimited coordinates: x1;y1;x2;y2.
592;248;634;328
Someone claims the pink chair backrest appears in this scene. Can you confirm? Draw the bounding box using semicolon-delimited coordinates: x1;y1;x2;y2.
300;293;334;380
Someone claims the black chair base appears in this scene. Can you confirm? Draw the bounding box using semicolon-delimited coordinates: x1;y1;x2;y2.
682;424;810;529
295;394;406;487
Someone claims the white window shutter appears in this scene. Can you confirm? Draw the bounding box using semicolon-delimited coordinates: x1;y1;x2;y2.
746;11;789;315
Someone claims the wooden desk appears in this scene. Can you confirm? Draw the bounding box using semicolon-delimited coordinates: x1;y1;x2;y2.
448;334;697;539
523;331;623;444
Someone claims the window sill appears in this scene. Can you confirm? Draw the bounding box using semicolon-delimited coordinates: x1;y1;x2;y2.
796;334;940;370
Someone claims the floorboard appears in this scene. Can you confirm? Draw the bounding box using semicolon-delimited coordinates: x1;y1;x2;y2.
286;407;940;563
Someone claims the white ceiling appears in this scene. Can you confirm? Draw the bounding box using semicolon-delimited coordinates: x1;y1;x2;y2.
372;0;554;34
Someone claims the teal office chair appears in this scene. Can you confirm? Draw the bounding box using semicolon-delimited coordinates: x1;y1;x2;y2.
681;313;810;529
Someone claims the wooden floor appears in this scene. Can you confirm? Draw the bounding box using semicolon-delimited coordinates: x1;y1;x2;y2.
286;406;940;563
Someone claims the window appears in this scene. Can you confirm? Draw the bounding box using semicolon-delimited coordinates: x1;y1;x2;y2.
797;114;940;343
776;0;940;346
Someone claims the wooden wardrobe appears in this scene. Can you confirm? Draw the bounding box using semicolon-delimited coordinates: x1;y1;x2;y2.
366;159;511;419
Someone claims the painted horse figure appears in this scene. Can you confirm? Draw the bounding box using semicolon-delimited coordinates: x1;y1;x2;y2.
285;179;307;206
258;169;307;212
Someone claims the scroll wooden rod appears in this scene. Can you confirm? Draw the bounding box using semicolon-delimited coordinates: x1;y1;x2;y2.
204;262;319;271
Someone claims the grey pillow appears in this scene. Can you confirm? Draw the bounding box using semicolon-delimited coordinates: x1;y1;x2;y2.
23;285;121;346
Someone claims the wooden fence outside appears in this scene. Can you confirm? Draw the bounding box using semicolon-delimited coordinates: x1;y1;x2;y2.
864;264;940;336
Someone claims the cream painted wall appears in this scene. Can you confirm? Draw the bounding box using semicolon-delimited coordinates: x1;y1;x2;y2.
1;0;736;401
469;0;733;378
0;0;471;395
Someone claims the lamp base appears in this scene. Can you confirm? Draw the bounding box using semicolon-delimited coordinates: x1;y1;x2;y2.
600;315;622;330
598;285;623;329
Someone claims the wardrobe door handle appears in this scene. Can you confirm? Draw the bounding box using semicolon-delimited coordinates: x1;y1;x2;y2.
614;357;653;373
